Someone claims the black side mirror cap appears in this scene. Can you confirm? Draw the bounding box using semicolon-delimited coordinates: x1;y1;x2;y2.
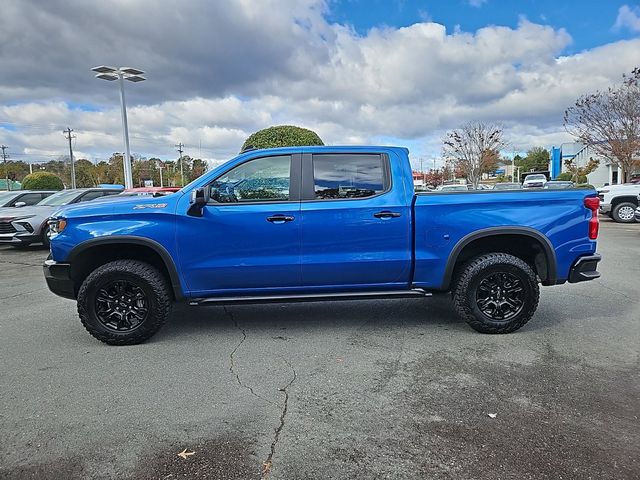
187;187;207;217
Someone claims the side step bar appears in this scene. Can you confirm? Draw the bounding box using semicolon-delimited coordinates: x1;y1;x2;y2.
189;288;431;306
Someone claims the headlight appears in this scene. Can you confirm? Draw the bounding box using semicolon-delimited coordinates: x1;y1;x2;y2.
598;189;609;194
48;217;67;234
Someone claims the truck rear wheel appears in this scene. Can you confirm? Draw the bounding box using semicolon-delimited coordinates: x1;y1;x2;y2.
452;253;539;334
77;260;172;345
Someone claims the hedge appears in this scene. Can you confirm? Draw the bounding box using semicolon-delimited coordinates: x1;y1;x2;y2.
241;125;324;152
21;171;64;190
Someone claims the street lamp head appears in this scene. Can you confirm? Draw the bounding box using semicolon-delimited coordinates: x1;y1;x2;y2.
124;75;146;83
91;65;117;74
121;67;145;75
95;73;118;81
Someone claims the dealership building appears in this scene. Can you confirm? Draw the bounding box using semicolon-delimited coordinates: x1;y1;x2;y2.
550;143;637;187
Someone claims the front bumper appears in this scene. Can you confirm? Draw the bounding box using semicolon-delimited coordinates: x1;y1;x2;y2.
568;254;601;283
0;233;40;244
599;203;611;214
43;259;76;299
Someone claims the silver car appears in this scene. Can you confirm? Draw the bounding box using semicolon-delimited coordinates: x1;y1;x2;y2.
0;188;121;247
0;190;55;208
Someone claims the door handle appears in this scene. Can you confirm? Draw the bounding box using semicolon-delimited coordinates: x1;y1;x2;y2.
266;215;295;223
373;211;401;219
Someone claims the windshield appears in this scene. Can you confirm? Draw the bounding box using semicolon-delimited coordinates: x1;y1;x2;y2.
36;190;79;206
525;174;546;181
0;192;19;204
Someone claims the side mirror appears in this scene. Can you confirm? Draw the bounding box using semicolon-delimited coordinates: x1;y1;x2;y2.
14;201;26;208
187;187;208;217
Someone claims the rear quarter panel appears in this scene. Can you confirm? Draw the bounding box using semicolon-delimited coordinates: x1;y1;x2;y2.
413;189;598;289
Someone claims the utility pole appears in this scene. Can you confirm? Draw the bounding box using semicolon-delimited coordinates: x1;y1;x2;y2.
1;145;9;191
175;142;184;186
63;128;76;188
157;160;164;187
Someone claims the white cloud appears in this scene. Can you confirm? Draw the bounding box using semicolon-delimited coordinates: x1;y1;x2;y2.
0;0;638;165
614;4;640;32
468;0;487;8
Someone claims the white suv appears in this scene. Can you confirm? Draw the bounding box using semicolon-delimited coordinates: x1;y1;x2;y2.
598;184;640;223
522;174;547;189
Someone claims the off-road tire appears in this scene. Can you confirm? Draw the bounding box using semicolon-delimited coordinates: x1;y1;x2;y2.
77;260;172;345
452;253;539;334
611;202;637;223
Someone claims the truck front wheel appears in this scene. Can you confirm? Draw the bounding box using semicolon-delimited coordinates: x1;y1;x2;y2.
452;253;539;334
611;202;637;223
77;260;172;345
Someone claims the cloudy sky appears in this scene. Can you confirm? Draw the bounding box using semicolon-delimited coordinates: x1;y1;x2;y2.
1;0;639;170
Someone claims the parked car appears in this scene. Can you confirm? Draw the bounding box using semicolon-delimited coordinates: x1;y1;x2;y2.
0;188;121;247
544;181;574;189
522;174;548;189
44;146;601;345
493;183;522;190
0;190;55;208
597;183;640;223
125;187;181;196
434;184;469;192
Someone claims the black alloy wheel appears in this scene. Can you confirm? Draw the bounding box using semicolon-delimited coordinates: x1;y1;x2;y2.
475;272;525;321
95;280;149;331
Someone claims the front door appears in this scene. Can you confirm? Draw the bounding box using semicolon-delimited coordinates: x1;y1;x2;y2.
300;152;412;289
176;153;301;295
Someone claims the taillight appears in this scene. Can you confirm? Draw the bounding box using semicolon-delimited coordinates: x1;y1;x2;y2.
584;196;599;240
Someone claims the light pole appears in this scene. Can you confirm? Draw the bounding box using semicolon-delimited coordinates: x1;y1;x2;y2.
92;66;146;189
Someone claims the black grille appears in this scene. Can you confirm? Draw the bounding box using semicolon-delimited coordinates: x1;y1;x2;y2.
0;222;17;234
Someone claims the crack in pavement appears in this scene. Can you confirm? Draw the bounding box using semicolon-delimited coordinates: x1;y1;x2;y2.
0;289;46;300
224;306;277;407
0;260;43;268
262;357;297;480
222;306;298;479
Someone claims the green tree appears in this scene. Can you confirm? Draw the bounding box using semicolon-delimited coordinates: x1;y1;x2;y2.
21;171;64;190
516;147;550;173
74;159;97;187
241;125;324;152
562;156;600;183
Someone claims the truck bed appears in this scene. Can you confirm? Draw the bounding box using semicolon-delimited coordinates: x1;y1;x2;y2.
412;189;598;289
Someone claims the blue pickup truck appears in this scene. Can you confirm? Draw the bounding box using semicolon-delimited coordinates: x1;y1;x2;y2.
44;146;601;345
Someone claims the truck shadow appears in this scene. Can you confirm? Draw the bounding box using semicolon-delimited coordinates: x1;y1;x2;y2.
157;295;478;342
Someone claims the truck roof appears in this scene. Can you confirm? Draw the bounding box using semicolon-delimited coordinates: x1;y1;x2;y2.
239;145;410;156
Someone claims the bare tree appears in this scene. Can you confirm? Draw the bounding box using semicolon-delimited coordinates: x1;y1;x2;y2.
564;68;640;183
442;122;506;188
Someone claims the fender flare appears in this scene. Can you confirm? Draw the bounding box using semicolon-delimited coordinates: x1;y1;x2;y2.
441;226;557;290
68;236;184;300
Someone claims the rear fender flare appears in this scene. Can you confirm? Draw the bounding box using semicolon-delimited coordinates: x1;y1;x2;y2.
441;226;557;290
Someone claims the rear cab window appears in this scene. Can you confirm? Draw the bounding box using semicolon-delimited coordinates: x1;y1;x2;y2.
310;153;389;200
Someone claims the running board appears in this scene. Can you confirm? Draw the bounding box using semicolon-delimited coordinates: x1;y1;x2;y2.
189;288;431;306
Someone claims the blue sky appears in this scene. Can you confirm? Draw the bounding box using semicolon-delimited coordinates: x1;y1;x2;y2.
328;0;636;53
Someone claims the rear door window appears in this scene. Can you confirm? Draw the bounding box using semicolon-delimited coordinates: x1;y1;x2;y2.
312;154;388;200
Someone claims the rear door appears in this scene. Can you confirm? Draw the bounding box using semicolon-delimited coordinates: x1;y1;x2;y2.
300;151;412;289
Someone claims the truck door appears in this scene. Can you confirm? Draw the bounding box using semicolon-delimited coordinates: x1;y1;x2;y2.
300;152;412;289
176;153;302;295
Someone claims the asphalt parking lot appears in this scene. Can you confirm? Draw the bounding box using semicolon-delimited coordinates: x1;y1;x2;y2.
1;218;639;480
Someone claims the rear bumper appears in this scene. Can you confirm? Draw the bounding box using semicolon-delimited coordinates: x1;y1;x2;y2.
43;259;76;299
568;254;601;283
